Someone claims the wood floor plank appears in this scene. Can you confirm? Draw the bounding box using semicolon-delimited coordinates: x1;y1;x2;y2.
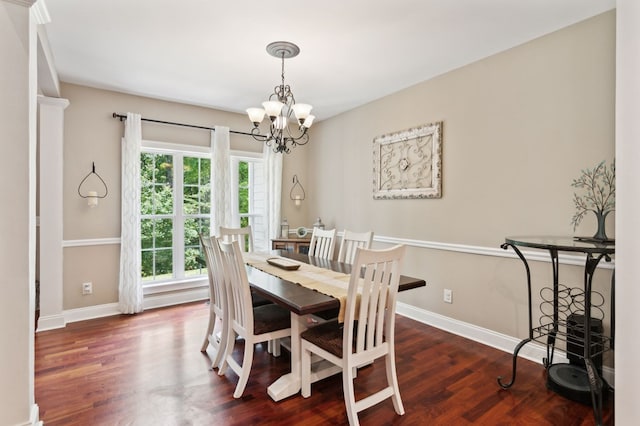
35;302;613;425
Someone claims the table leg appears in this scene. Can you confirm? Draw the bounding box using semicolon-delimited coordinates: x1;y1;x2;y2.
267;312;305;401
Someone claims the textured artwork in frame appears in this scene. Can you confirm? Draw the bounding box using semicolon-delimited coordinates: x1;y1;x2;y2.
373;121;442;199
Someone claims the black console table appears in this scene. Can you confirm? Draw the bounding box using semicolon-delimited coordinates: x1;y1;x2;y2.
498;236;614;426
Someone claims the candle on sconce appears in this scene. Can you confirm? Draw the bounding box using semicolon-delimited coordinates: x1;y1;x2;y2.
295;195;301;206
87;191;98;207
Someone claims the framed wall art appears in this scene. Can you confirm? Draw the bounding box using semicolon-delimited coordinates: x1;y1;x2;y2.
372;121;442;199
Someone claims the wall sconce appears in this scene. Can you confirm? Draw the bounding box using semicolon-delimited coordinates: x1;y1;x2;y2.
78;162;108;208
290;174;306;206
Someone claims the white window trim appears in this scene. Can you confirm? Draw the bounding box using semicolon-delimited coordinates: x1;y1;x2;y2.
141;140;211;288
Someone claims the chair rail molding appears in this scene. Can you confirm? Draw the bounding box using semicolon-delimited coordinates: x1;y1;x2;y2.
63;237;121;247
374;234;614;269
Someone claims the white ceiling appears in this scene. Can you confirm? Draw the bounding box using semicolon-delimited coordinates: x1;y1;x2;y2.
42;0;615;121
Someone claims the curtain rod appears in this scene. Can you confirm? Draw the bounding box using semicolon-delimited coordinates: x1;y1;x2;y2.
111;113;255;137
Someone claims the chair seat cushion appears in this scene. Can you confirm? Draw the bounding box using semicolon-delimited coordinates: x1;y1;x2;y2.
253;304;290;335
300;320;345;358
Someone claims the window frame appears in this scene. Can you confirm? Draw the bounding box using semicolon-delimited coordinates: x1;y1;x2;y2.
230;151;263;229
141;140;211;295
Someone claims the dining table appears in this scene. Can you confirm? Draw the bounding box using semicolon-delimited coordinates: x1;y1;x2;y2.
243;250;426;402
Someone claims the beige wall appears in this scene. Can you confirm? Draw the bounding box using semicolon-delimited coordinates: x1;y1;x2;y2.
59;11;615;351
61;83;310;309
308;11;615;340
60;83;311;308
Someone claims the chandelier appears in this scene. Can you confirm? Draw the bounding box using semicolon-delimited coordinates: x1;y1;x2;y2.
246;41;315;154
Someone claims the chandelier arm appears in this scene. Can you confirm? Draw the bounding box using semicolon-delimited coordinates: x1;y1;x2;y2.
249;126;269;142
291;132;310;147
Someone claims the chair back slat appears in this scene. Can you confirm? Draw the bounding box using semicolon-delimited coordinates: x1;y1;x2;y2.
218;240;254;335
309;228;337;260
219;226;254;253
337;230;373;264
200;235;226;315
345;245;405;357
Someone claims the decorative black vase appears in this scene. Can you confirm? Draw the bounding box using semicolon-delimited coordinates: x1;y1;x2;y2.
593;210;611;241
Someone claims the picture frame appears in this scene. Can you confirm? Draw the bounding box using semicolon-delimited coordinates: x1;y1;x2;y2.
372;121;443;199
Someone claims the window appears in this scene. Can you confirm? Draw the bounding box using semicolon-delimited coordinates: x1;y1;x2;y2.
141;148;211;283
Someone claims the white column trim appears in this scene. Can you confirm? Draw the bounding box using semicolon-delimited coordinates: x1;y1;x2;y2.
37;95;69;334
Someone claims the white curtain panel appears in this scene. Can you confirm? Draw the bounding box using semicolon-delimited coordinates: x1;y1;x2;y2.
211;127;232;235
119;112;144;314
263;144;283;240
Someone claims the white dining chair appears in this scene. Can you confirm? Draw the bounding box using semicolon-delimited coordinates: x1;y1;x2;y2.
300;245;406;426
308;228;337;260
199;235;229;370
217;240;292;398
219;225;274;308
337;230;373;264
219;225;254;253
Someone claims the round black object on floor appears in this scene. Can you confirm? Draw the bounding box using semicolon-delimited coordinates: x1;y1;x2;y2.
546;363;605;406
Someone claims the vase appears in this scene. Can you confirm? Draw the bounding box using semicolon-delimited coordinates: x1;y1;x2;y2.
593;210;611;241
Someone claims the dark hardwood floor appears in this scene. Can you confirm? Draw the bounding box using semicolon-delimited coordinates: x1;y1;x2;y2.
35;302;613;425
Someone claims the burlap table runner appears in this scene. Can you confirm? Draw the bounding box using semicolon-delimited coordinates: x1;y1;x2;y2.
244;252;359;322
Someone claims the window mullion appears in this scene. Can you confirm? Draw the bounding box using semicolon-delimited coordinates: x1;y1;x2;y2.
174;153;185;279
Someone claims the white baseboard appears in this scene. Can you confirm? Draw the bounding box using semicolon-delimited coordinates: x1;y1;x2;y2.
397;302;614;388
16;404;42;426
64;302;121;324
35;288;210;333
36;313;66;332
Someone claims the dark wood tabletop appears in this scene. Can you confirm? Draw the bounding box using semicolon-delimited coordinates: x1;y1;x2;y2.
246;250;426;316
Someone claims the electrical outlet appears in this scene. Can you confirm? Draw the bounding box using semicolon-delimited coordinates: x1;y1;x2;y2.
443;288;453;304
82;282;93;295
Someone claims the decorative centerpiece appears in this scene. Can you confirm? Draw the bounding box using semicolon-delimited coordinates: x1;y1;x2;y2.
571;160;615;242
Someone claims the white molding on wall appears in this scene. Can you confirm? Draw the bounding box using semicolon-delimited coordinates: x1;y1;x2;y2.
396;302;615;388
37;288;209;332
27;403;42;426
63;237;121;247
63;303;120;325
36;313;65;332
61;234;614;270
374;234;615;269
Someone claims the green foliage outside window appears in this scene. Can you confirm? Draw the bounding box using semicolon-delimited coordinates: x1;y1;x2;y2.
239;161;249;228
183;156;211;276
141;153;174;281
140;153;211;281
